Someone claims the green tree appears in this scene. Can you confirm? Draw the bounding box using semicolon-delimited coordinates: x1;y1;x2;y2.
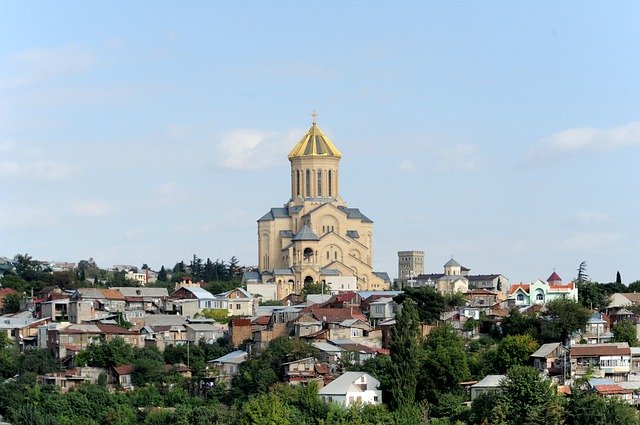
76;337;134;368
542;299;590;343
1;292;23;314
420;324;469;403
501;309;542;341
576;281;607;310
240;392;291;425
612;320;638;346
576;261;589;283
629;280;640;293
495;334;539;373
394;286;446;324
301;281;331;300
502;365;556;424
616;271;622;285
157;266;168;282
388;299;422;409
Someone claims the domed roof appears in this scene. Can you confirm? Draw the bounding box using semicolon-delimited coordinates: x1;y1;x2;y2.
288;122;342;160
444;258;461;268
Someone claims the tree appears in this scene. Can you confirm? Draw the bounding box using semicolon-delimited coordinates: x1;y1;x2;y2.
495;334;539;373
419;324;469;403
576;280;607;310
388;299;422;409
76;337;134;368
612;320;638;347
542;299;590;343
300;281;330;300
616;271;622;285
501;309;542;341
576;261;589;283
394;286;446;324
501;365;556;424
1;292;23;314
629;280;640;293
157;266;168;282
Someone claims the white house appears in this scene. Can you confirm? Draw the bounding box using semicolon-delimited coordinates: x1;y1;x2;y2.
319;371;381;407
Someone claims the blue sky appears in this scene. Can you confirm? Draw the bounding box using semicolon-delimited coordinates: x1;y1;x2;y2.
1;2;638;284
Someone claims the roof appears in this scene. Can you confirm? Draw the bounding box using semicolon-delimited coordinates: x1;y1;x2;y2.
508;284;530;295
312;341;344;353
594;384;631;395
209;350;247;364
444;258;461;268
531;343;564;358
145;315;188;327
173;286;215;300
346;230;359;239
373;272;391;283
185;323;220;332
280;230;294;238
288;122;342;159
571;343;631;357
337;206;373;223
113;364;136;375
320;268;340;276
466;274;502;282
258;207;291;222
100;289;125;300
0;288;18;297
292;224;320;241
471;375;506;388
547;272;562;283
111;287;168;298
308;307;368;324
273;268;295;275
318;372;378;395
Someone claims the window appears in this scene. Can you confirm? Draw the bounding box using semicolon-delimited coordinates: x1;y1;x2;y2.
326;252;330;260
536;293;544;301
296;170;300;196
328;170;332;196
317;170;322;196
236;303;241;309
305;170;311;196
517;294;524;302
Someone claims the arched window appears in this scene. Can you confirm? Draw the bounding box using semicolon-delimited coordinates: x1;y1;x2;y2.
328;170;332;197
536;293;544;301
296;170;300;196
305;170;311;197
517;294;524;302
317;170;322;196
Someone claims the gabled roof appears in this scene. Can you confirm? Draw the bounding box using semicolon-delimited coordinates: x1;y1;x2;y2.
292;224;320;241
508;284;530;295
111;287;168;298
570;343;630;357
307;306;368;324
318;372;378;395
337;207;373;223
209;350;248;364
171;286;214;300
531;343;564;358
288;122;342;159
547;272;562;283
258;207;291;222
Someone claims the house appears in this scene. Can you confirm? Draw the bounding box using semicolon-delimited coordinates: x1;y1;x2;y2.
283;357;327;386
206;350;248;381
312;341;344;365
570;343;631;381
588;379;633;404
49;324;142;361
327;339;388;365
531;342;569;377
112;364;136;389
111;287;168;314
467;274;509;293
72;288;126;314
167;285;216;316
216;287;254;317
576;312;613;345
184;322;226;344
38;367;106;393
507;272;578;307
319;372;381;407
365;296;397;326
0;312;50;350
470;375;506;401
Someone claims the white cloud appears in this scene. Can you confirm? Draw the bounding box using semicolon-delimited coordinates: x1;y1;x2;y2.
215;128;300;170
573;210;612;226
0;159;78;179
396;159;418;174
434;143;480;172
527;121;640;161
72;199;114;218
555;232;622;255
0;43;95;90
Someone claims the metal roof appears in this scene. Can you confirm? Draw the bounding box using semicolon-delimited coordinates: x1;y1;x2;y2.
292;224;320;241
318;372;378;395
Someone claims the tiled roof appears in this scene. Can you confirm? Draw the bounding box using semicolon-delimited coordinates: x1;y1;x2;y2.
547;272;562;283
594;384;631;395
252;316;271;326
308;307;368;324
0;288;18;297
508;284;530;295
113;364;136;375
571;343;630;357
96;324;136;334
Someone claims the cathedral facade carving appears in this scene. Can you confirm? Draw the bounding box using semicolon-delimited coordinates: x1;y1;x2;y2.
254;119;389;299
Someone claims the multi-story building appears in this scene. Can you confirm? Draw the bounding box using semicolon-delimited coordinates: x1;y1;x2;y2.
246;117;389;299
397;250;424;287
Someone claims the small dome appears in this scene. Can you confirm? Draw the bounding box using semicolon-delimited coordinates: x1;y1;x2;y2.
444;258;461;268
288;123;342;159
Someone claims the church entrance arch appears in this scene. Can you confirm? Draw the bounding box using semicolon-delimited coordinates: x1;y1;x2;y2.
304;275;314;285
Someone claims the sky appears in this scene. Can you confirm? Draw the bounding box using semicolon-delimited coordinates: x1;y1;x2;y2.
1;2;639;285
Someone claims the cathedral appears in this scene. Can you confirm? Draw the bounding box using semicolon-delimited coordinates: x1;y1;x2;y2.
250;118;389;300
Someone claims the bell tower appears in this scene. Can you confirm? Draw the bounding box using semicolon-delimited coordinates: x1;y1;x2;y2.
288;115;342;201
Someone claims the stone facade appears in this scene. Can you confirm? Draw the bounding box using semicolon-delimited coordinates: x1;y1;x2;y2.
254;120;388;298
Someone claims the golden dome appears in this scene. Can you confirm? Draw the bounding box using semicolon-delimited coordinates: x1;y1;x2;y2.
288;122;342;159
